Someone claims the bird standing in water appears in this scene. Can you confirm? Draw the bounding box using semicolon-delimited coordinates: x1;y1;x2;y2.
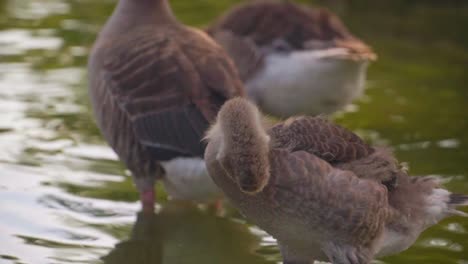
88;0;244;213
205;97;468;264
208;1;377;117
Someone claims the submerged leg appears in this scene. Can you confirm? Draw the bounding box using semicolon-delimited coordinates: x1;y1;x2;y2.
214;199;224;213
134;175;157;214
206;199;224;216
140;189;155;214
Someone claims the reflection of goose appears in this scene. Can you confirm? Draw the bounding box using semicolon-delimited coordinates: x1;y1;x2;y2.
88;0;244;212
205;98;468;264
102;213;163;264
102;201;272;264
208;1;376;117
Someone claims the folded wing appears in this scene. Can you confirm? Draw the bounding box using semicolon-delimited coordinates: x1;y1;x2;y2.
95;27;244;160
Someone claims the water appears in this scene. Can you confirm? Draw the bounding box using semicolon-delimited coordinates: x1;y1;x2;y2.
0;0;467;263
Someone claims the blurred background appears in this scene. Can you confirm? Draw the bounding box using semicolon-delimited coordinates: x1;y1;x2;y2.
0;0;467;263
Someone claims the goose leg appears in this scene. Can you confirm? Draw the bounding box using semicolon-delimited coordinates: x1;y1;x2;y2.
213;199;225;216
206;199;225;216
140;189;155;214
134;175;157;214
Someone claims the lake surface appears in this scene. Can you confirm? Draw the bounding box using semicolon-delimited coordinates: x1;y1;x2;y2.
0;0;467;263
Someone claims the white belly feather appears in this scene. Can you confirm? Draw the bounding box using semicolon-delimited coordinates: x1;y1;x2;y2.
376;188;455;257
161;157;222;203
246;48;369;117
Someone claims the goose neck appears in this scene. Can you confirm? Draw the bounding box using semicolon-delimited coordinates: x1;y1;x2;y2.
216;98;271;194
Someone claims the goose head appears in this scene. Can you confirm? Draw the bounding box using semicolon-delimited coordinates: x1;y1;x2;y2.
206;98;271;194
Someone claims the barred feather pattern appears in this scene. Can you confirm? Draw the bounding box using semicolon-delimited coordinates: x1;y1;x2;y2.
89;16;244;184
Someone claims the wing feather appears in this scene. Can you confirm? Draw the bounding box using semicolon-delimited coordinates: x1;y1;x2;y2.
269;149;389;246
91;27;243;161
269;117;374;164
210;30;264;82
208;2;354;49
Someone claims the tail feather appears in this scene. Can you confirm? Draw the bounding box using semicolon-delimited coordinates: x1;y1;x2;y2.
449;193;468;206
449;193;468;217
449;209;468;217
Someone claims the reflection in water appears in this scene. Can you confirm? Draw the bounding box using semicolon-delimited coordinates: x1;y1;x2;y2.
0;0;467;263
103;202;272;264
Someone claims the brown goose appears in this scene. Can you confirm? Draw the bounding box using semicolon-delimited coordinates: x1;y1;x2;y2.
205;98;468;264
88;0;244;213
208;1;377;117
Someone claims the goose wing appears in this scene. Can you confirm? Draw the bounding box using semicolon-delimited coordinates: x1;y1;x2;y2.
210;30;263;82
92;27;244;160
207;1;354;49
269;116;373;164
269;116;403;191
269;149;390;246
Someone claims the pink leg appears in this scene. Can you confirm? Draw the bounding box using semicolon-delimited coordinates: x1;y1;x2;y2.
205;199;224;215
140;189;155;214
214;199;223;212
213;199;224;216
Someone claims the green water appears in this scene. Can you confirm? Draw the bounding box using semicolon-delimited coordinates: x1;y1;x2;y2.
0;0;467;263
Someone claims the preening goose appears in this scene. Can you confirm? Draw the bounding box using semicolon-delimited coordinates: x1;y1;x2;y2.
208;1;377;117
88;0;244;213
205;98;468;264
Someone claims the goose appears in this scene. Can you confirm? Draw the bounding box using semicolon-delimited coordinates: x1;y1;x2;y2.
208;1;377;117
204;97;468;264
88;0;244;213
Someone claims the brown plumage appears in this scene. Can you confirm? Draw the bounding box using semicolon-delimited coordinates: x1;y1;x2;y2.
205;98;468;264
88;0;244;212
207;1;377;117
208;1;354;49
269;116;400;189
207;0;376;72
269;117;373;163
209;30;264;83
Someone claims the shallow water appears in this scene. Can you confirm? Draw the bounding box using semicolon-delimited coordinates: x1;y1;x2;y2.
0;0;467;263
